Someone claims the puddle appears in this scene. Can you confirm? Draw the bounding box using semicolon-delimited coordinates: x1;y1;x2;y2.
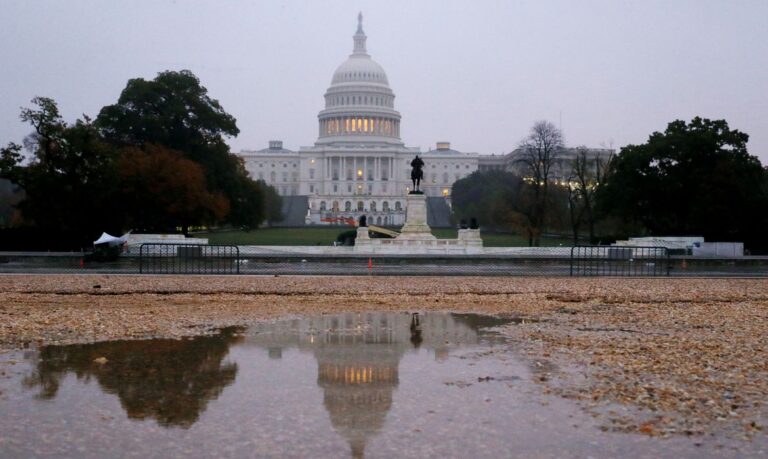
0;312;761;458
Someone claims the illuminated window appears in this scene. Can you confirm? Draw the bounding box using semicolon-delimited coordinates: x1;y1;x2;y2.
442;188;449;196
357;169;363;178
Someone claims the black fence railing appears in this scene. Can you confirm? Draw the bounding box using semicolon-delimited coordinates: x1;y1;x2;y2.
570;246;670;277
4;246;768;276
139;244;240;274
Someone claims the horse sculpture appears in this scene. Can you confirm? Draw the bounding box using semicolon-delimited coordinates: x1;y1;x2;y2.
410;155;424;193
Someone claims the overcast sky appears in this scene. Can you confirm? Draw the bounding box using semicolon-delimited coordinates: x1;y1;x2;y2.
2;0;766;161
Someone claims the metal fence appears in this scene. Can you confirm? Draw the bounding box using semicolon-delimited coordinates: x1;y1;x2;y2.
139;244;240;274
570;246;670;277
2;244;767;276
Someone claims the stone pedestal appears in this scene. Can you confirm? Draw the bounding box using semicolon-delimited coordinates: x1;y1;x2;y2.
355;226;373;250
398;194;436;240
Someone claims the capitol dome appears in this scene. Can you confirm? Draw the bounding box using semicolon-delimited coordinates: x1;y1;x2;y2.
316;13;402;146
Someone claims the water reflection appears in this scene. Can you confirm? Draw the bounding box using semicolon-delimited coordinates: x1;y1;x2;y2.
24;328;243;428
21;312;512;457
246;312;509;458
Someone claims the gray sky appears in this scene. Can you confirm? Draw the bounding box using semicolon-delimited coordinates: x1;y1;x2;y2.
2;0;767;162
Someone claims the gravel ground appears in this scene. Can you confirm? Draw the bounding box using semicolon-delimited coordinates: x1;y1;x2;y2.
1;274;766;441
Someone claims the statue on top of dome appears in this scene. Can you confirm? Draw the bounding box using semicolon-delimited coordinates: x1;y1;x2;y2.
410;155;424;194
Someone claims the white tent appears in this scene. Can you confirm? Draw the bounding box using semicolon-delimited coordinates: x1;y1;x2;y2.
93;231;131;246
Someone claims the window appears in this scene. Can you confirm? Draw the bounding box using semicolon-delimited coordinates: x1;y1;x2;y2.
431;174;437;184
320;201;326;211
292;172;298;182
371;201;377;211
283;172;289;182
270;171;276;182
395;202;402;211
383;201;390;211
443;172;449;183
347;184;352;192
332;201;339;211
357;201;364;211
333;184;338;192
309;184;314;193
382;183;387;192
345;201;351;211
309;169;315;179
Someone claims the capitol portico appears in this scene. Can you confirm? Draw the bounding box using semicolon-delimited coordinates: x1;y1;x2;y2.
239;14;479;226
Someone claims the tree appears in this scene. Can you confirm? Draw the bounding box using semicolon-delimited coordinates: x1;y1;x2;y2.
117;144;229;233
96;70;268;228
451;170;525;229
2;97;121;234
514;121;564;246
566;147;613;244
596;117;768;245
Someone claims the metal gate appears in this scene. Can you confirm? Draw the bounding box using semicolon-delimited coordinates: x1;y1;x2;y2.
570;246;670;276
139;244;240;274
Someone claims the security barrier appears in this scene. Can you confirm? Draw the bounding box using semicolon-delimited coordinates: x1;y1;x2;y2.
570;246;670;276
139;244;240;274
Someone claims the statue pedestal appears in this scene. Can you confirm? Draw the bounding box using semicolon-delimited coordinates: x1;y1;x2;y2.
398;194;436;240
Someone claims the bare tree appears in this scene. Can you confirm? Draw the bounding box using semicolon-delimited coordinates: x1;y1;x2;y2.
567;147;613;244
514;120;564;246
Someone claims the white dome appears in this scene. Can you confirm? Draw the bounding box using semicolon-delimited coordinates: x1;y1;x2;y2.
331;56;389;86
316;13;402;147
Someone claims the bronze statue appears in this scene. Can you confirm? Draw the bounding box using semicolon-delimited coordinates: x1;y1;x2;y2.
410;155;424;193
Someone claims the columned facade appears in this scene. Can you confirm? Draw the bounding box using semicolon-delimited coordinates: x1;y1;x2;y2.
239;14;479;226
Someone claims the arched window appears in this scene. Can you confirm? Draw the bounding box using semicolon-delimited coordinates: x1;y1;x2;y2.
376;216;381;225
345;201;352;211
370;201;377;211
395;201;402;211
320;201;326;211
357;201;364;211
270;171;276;182
382;201;390;211
332;201;339;211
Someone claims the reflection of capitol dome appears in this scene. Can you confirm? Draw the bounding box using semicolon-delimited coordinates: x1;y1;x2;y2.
244;312;480;459
317;12;402;146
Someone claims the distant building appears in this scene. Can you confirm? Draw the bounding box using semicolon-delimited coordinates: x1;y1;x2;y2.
238;14;610;226
478;147;615;182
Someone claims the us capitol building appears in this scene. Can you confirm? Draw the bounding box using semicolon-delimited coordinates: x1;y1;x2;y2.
238;14;611;227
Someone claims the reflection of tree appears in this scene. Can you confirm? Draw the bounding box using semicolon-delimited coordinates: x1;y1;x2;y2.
24;328;242;428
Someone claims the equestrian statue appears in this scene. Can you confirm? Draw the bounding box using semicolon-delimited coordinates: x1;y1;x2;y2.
410;155;424;194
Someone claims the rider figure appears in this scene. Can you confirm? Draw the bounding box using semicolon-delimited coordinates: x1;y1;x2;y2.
410;155;425;193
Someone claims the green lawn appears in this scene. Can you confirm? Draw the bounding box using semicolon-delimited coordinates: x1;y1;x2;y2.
198;227;573;247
